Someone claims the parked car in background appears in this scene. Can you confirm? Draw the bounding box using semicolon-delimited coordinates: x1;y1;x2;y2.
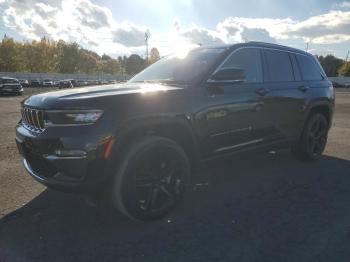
15;42;334;221
30;80;41;87
77;80;88;87
108;80;117;84
59;79;74;89
19;79;30;88
345;82;350;88
42;79;55;87
331;81;341;88
70;79;78;87
0;77;23;95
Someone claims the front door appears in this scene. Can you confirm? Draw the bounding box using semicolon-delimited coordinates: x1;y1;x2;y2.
193;47;270;158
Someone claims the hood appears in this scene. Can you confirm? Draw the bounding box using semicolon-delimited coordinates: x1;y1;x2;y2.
23;83;184;109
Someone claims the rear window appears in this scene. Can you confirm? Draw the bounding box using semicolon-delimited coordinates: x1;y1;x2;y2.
1;78;19;84
296;54;324;81
263;50;294;82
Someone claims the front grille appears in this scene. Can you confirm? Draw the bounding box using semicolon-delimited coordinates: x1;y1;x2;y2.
21;107;45;132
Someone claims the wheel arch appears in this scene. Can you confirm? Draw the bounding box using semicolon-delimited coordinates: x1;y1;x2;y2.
305;101;333;128
114;116;200;171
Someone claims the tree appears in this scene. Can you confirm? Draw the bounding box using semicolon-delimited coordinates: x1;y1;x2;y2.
125;54;146;75
56;40;80;73
338;62;350;76
22;38;57;73
149;47;160;64
318;55;344;77
0;36;22;72
78;50;98;74
101;54;112;60
101;59;121;75
0;37;149;76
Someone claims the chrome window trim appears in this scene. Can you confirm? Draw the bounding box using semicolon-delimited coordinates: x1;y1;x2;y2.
214;138;264;153
207;46;312;83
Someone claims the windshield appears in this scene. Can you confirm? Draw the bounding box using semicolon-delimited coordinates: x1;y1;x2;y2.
129;48;226;84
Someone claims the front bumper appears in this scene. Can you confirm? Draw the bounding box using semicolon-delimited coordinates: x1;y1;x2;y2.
16;123;114;193
0;88;23;94
22;158;84;191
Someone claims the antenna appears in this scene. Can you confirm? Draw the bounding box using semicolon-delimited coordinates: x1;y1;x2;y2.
145;30;151;63
305;42;309;52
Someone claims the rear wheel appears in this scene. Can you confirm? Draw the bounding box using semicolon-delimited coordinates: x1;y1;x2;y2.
111;136;190;221
292;113;329;161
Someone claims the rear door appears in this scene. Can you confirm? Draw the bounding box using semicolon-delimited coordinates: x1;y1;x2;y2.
260;49;307;140
194;47;270;157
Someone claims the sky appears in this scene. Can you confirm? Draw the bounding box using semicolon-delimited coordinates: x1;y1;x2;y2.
0;0;350;59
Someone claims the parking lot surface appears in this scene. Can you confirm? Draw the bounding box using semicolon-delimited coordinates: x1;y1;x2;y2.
0;88;350;261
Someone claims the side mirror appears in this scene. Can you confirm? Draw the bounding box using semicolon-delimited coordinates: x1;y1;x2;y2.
211;68;246;82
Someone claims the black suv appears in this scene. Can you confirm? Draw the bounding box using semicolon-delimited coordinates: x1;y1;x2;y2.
0;77;23;95
15;42;334;220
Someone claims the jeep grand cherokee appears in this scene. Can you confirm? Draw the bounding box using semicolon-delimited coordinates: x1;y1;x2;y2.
15;42;334;221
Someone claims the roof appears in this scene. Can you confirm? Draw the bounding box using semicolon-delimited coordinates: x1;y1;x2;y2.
200;41;309;56
0;76;18;80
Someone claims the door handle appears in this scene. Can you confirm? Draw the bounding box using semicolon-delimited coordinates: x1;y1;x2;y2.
298;85;309;92
255;88;270;96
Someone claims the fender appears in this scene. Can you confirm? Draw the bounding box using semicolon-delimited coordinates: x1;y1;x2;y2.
303;98;334;129
113;114;201;166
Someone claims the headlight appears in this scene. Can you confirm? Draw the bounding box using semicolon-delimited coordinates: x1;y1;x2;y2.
44;109;103;126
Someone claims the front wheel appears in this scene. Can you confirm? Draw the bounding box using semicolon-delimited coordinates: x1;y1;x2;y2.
111;136;190;221
292;113;329;161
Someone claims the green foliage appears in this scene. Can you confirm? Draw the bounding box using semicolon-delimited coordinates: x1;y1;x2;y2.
125;54;146;75
56;40;80;73
0;37;22;72
318;55;345;77
0;36;126;75
101;59;121;75
338;62;350;77
78;50;98;74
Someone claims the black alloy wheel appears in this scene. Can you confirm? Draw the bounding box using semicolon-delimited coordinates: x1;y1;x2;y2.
292;113;329;161
307;114;328;157
112;137;190;221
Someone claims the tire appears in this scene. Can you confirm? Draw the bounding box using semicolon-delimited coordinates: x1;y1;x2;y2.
292;113;329;161
111;136;190;221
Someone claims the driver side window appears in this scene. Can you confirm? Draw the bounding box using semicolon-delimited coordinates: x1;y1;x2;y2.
220;48;263;83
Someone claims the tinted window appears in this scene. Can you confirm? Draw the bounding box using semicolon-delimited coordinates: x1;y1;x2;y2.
290;54;302;81
296;54;324;81
264;50;294;82
220;48;262;83
1;78;19;84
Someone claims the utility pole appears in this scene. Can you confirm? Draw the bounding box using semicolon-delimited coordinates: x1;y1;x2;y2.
346;50;349;62
306;42;309;52
145;30;151;63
